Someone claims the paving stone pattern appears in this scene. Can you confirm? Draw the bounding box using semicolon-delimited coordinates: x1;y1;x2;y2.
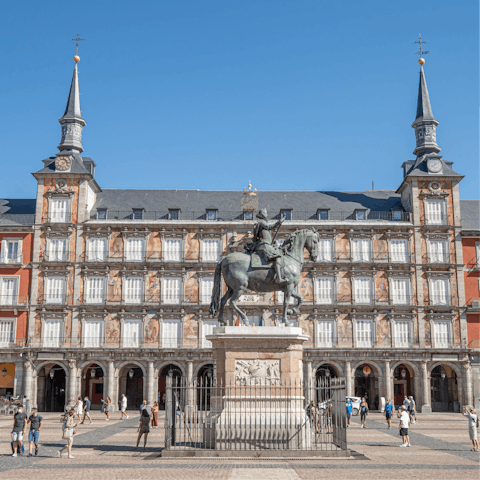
0;411;478;479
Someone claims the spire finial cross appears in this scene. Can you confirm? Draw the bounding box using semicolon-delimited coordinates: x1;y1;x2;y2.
414;34;429;58
71;33;85;54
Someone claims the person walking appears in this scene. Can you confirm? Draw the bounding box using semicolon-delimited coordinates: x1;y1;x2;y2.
139;400;147;414
74;397;83;423
345;398;353;427
403;395;410;411
408;396;417;424
103;396;111;421
385;399;394;429
11;404;27;457
135;409;150;450
58;409;77;459
27;408;43;456
462;406;479;451
360;397;369;428
151;401;159;428
398;405;411;447
120;394;128;419
81;396;93;424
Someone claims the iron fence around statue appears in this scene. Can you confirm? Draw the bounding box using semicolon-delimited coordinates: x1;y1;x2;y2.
164;374;347;453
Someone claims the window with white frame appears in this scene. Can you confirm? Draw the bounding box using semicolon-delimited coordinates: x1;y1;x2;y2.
124;277;143;304
0;277;18;305
356;319;373;347
0;239;22;264
429;240;447;263
392;278;410;305
202;321;219;347
434;321;450;348
0;319;14;346
431;278;449;305
201;278;214;304
45;276;65;304
352;238;371;262
317;239;333;262
202;239;220;262
247;315;261;326
164;238;182;262
355;277;372;304
425;199;445;225
50;199;69;223
87;238;107;262
85;277;105;304
395;321;410;347
48;238;67;261
316;277;334;304
125;238;145;261
124;320;142;347
163;277;181;304
84;320;103;348
390;239;408;263
317;320;334;347
162;320;182;348
43;318;61;347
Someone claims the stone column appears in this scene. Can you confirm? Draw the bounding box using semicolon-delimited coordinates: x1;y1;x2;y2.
186;361;195;415
384;361;392;402
421;361;431;413
465;363;473;407
23;361;33;405
305;361;313;403
107;361;116;411
345;361;353;397
147;361;155;406
68;360;77;407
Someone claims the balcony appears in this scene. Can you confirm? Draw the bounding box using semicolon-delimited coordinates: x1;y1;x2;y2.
0;339;27;349
42;251;75;263
82;250;220;264
467;298;480;311
0;254;24;266
426;294;457;308
89;210;412;223
421;214;451;227
42;213;73;224
423;253;453;266
37;293;72;306
0;295;29;310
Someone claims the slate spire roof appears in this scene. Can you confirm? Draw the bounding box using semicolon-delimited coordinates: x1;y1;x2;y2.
60;64;84;122
415;66;436;123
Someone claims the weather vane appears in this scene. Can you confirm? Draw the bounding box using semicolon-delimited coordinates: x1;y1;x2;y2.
414;34;429;65
71;33;85;55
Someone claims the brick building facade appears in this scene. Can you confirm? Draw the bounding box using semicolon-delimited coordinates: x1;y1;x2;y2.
1;58;478;412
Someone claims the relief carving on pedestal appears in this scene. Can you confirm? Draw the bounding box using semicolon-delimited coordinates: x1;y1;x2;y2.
235;359;280;386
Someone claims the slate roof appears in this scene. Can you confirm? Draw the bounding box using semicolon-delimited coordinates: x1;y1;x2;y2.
0;199;35;226
92;189;403;220
402;159;463;178
460;200;480;231
415;66;436;123
34;152;91;175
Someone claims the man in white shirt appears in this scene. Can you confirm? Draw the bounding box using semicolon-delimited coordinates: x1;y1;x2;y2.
463;406;478;451
399;405;411;447
120;394;129;420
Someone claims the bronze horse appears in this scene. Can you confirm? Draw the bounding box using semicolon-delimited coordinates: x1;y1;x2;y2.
209;228;319;326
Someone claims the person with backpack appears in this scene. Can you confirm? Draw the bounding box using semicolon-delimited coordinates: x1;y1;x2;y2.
462;406;479;451
360;397;369;428
385;399;394;429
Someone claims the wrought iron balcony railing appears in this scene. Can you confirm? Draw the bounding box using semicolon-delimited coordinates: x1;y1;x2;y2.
42;251;76;262
0;254;24;265
423;253;453;265
41;213;73;224
37;293;73;305
0;295;29;307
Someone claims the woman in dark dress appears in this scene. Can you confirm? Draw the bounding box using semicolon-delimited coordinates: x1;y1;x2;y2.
136;409;150;450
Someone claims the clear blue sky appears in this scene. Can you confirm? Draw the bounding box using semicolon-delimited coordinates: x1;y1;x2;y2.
1;1;478;199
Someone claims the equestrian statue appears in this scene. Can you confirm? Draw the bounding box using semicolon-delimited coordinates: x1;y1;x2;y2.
209;209;319;326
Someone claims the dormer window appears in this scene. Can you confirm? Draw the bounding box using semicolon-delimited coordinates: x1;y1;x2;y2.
206;209;217;221
97;209;107;220
244;211;254;221
280;210;292;221
132;209;144;220
355;209;367;221
317;209;329;220
168;209;180;220
392;210;403;221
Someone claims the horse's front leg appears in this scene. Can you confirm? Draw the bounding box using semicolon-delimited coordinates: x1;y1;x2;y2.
230;288;249;326
288;291;304;315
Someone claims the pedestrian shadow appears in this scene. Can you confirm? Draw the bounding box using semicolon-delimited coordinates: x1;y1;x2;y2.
39;443;161;454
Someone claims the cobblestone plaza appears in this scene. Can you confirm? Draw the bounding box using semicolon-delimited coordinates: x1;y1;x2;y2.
0;411;478;479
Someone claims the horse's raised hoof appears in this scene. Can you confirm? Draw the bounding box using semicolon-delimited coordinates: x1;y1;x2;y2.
284;319;292;327
218;319;226;326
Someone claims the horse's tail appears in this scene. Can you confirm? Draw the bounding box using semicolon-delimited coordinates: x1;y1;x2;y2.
209;258;223;316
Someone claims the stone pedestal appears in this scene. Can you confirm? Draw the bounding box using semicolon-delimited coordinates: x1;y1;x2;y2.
205;326;311;450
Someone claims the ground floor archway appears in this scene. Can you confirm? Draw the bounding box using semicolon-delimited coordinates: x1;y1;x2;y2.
38;364;66;412
315;363;339;403
355;363;379;409
119;364;144;410
393;363;414;408
158;364;183;410
197;363;214;410
81;364;105;408
431;365;458;412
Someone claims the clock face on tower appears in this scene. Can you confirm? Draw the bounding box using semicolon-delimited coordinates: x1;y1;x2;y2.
55;156;72;172
427;158;442;174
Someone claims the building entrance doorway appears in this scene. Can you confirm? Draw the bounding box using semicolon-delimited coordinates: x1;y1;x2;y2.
355;364;379;410
158;364;182;410
39;364;66;412
431;365;458;412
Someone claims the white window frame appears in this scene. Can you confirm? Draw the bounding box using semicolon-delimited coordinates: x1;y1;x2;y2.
162;277;182;305
428;239;448;264
122;319;143;348
83;319;104;348
125;237;145;262
47;237;68;262
425;199;446;225
49;198;70;223
42;318;63;347
163;238;182;262
315;276;334;305
429;277;450;306
87;237;107;262
390;239;408;263
0;318;16;346
44;276;66;304
351;238;372;262
0;276;19;306
315;320;335;347
392;319;411;348
355;319;374;348
0;238;22;264
354;276;373;305
432;320;452;348
391;277;411;305
201;238;221;262
317;239;333;262
85;276;106;305
161;319;182;348
123;277;144;305
200;277;214;305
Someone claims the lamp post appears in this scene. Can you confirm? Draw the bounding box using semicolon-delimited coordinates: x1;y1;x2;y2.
401;368;407;379
90;368;95;378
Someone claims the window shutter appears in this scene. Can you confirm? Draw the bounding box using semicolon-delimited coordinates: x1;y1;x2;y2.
202;278;214;304
51;199;68;223
163;320;181;348
47;277;64;304
427;200;443;225
164;278;181;304
317;321;333;347
87;277;104;304
391;239;407;263
124;320;141;347
356;277;371;304
352;239;359;261
318;239;333;262
357;320;372;347
203;239;220;262
395;321;410;347
85;321;102;348
1;278;17;305
125;277;142;304
317;277;333;304
165;239;181;262
126;238;144;261
202;321;219;347
430;241;446;264
89;238;106;261
432;279;447;305
392;278;409;305
0;321;13;345
435;321;449;347
45;319;61;347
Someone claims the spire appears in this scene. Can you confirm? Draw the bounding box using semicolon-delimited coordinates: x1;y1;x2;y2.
58;61;86;153
415;66;435;122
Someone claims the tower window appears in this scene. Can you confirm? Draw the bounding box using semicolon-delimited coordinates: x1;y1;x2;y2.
169;209;180;220
206;210;217;221
244;211;254;221
97;209;107;220
132;209;144;220
355;210;367;220
280;210;292;221
317;209;329;220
